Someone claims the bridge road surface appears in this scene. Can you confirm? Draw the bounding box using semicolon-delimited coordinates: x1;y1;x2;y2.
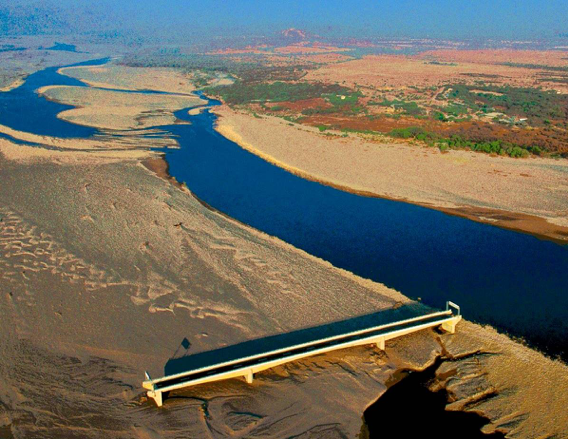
144;302;461;406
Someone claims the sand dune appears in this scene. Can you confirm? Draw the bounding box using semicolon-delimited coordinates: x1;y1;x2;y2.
1;138;567;438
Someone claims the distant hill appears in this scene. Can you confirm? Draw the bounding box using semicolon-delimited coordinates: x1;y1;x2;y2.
281;28;307;40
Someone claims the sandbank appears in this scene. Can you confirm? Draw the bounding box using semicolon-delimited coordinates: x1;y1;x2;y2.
213;106;568;244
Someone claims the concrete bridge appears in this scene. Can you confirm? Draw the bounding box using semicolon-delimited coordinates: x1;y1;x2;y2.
143;302;461;407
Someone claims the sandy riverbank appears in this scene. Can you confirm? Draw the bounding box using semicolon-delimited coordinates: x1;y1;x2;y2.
1;138;567;437
213;106;568;244
0;66;206;151
0;77;25;92
58;64;198;94
38;85;206;131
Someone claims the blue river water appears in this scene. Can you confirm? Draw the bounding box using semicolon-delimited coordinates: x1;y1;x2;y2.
164;100;568;362
1;61;568;362
0;58;109;138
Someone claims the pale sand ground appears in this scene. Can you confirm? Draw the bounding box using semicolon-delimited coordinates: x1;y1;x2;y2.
213;106;568;242
39;85;206;131
421;49;568;67
1;138;567;438
187;107;204;116
0;137;154;162
0;77;25;92
303;52;568;93
0;122;181;150
0;73;205;151
59;64;197;94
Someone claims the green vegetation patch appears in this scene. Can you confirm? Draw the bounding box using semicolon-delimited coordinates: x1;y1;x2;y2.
202;81;353;105
439;103;468;117
445;84;568;127
500;62;568;72
369;98;425;116
323;90;361;106
387;126;536;158
298;90;364;116
425;61;458;66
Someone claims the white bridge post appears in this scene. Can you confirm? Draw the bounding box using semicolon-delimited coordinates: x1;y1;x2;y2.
441;318;458;334
442;301;462;333
245;369;254;384
148;390;163;407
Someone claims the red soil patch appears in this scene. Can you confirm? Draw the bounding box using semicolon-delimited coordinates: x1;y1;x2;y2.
302;115;435;133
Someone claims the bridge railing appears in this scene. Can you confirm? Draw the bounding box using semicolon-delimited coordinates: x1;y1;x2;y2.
446;301;460;316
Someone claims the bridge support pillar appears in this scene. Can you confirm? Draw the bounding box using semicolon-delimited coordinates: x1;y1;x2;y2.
441;317;460;334
148;390;163;407
245;370;254;384
376;338;385;350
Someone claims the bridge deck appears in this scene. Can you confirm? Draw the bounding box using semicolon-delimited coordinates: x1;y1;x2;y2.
143;302;461;406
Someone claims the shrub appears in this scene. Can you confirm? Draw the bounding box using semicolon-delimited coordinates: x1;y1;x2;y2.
507;146;530;158
528;145;542;155
386;127;533;158
323;91;362;106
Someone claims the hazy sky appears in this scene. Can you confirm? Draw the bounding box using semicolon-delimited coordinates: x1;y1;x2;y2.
2;0;568;40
